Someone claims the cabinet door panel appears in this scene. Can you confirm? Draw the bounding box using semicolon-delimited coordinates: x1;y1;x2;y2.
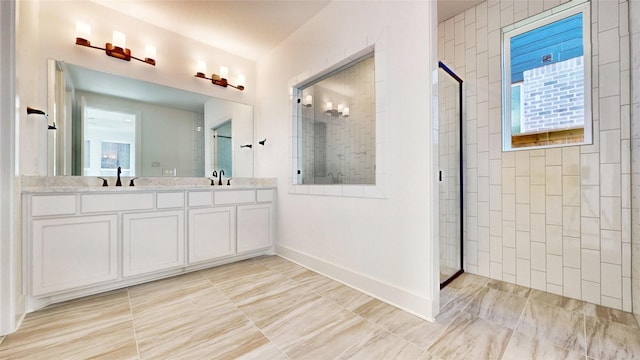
237;204;272;253
123;210;184;277
188;207;235;264
31;215;118;296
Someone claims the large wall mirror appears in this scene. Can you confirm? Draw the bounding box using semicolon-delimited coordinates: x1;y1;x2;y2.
48;59;254;178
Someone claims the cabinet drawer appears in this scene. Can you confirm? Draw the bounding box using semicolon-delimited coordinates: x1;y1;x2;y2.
157;192;184;209
81;193;153;213
215;190;255;205
188;191;213;207
256;189;274;203
31;195;76;217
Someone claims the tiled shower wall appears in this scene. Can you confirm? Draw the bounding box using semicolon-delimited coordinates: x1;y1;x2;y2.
439;0;633;311
630;0;640;322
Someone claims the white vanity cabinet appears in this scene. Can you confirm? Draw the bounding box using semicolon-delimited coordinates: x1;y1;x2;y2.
30;214;118;297
123;210;185;277
187;206;235;264
23;186;276;311
237;203;273;253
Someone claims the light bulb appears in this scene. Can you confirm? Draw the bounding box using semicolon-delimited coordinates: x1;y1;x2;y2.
219;66;229;79
144;44;156;60
326;101;333;111
76;22;91;41
197;60;207;74
305;94;313;106
112;31;126;48
236;74;246;87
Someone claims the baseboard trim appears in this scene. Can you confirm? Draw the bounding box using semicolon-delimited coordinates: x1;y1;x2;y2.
276;244;436;322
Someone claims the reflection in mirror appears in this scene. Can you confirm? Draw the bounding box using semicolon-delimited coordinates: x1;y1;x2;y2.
211;121;232;176
294;51;375;185
48;60;254;178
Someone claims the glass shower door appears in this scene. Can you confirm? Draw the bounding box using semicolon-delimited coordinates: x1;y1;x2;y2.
438;61;464;288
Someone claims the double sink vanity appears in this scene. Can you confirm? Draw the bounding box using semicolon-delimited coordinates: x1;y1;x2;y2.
21;176;276;311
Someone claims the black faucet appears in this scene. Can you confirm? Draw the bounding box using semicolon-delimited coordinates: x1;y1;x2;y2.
98;177;108;187
211;171;217;186
129;177;138;186
116;166;122;186
218;169;225;186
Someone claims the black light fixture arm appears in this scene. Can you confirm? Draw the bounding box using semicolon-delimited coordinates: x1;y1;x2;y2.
27;106;56;130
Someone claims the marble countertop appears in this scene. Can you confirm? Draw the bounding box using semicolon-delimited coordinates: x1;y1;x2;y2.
21;176;277;193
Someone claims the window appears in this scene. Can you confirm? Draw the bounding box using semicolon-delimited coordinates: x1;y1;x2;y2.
293;50;376;185
502;0;591;151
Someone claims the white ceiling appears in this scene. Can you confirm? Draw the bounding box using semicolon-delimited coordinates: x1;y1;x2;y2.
93;0;483;62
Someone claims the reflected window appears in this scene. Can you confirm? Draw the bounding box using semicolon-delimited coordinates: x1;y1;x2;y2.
293;51;376;185
83;106;136;176
101;142;130;169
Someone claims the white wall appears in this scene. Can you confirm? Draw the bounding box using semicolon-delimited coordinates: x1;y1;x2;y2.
20;0;256;175
0;0;22;336
256;1;439;320
441;0;633;311
204;98;254;178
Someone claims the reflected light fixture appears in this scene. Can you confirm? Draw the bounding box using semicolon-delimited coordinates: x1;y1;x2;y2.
325;101;349;117
302;94;313;107
75;22;156;66
194;61;245;91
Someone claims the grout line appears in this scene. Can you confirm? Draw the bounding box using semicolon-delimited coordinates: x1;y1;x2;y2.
500;287;531;360
202;271;293;360
125;288;142;360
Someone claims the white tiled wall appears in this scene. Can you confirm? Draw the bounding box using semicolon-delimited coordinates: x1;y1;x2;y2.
439;0;633;310
630;0;640;322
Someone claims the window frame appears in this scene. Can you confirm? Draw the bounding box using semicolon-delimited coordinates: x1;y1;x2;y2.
501;0;592;152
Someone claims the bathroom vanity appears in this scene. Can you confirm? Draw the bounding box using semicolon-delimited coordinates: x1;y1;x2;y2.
22;177;276;311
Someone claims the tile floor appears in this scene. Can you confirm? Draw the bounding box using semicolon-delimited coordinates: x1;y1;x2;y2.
1;255;640;359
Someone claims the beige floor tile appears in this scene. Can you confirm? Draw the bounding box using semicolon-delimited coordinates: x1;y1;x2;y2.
464;287;528;329
502;331;585;360
427;311;513;360
355;295;464;349
583;303;639;327
335;328;425;360
585;315;640;360
4;261;639;359
516;299;586;354
0;290;137;360
135;301;250;358
262;296;377;359
529;289;585;313
200;259;272;285
486;279;532;297
320;282;374;311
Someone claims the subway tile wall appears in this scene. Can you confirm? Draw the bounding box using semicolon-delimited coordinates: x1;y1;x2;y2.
438;0;633;311
629;0;640;322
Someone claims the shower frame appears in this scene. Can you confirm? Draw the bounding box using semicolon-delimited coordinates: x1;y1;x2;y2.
438;61;464;289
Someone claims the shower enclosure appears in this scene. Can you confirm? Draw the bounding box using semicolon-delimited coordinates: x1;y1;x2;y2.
438;61;464;288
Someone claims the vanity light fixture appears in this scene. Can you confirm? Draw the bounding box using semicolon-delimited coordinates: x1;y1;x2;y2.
27;106;56;130
325;101;349;117
302;94;313;107
194;61;245;91
75;22;156;66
